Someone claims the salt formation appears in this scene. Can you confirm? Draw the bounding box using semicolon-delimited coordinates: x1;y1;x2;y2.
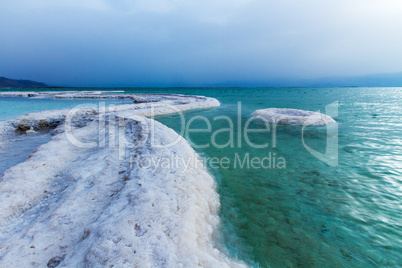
252;108;336;126
0;92;245;267
0;91;219;147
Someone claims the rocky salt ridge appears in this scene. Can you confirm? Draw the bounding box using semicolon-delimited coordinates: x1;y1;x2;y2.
0;91;220;146
252;108;336;126
0;92;246;267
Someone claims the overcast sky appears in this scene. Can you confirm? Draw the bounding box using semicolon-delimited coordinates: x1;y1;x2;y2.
1;0;402;86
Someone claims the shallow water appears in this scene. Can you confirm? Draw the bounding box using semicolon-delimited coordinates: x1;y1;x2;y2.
0;132;52;176
0;96;133;121
0;87;401;267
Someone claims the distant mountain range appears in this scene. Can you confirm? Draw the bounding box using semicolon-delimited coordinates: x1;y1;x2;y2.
1;72;402;88
0;77;48;88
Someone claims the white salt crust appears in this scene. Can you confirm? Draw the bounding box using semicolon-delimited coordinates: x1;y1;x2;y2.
252;108;336;126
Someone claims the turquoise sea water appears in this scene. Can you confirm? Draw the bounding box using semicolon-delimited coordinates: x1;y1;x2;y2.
1;87;401;267
0;96;133;121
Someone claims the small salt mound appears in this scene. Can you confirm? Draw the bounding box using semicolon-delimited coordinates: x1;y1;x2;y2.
252;108;335;126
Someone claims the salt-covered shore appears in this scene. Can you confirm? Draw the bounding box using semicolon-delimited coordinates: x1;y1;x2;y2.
0;92;246;267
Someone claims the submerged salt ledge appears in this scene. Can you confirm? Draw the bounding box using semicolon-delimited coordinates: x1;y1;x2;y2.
0;93;245;267
252;108;336;126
